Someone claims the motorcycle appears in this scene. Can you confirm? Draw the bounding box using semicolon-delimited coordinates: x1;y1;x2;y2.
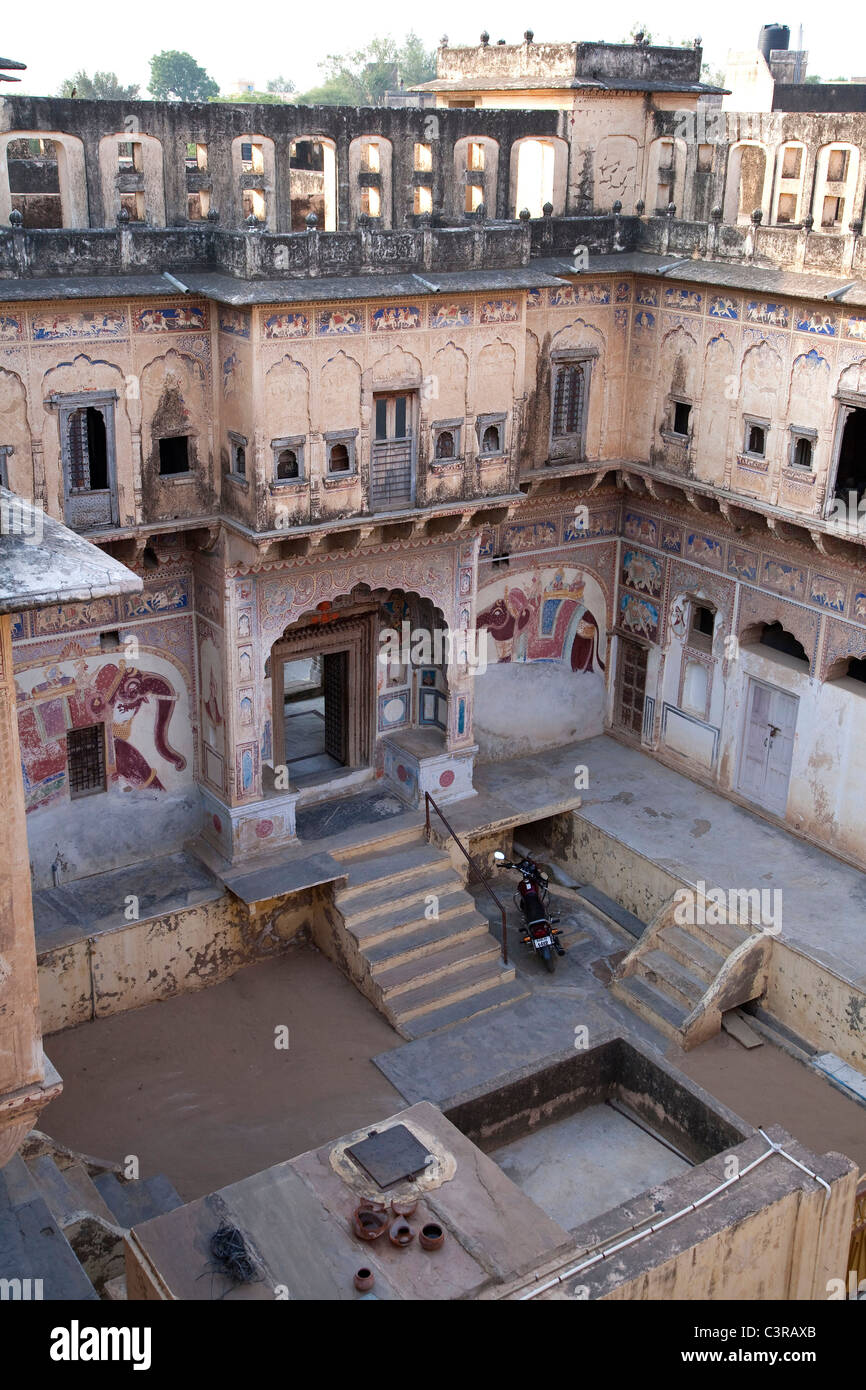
493;850;565;973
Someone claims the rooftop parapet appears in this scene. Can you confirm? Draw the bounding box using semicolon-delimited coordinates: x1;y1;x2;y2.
423;37;708;93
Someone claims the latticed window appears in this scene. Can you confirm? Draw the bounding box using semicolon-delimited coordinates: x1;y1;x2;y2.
67;724;106;798
552;362;586;438
67;407;108;491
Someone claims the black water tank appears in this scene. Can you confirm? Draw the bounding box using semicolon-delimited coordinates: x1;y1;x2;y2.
758;24;790;60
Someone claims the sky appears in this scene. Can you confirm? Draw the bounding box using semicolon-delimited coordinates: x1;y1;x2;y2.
3;3;866;98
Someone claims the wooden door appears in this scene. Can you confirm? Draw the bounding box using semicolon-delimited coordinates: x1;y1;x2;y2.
322;649;348;764
618;639;648;736
738;678;798;814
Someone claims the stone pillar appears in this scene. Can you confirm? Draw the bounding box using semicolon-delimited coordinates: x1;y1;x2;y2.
0;613;61;1165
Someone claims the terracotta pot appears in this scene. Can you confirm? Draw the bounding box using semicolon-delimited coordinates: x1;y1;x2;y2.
388;1218;415;1248
419;1222;445;1251
352;1206;389;1241
358;1198;387;1213
390;1197;418;1218
354;1267;375;1292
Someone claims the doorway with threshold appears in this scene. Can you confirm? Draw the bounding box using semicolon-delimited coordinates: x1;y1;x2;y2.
282;653;348;782
269;611;375;790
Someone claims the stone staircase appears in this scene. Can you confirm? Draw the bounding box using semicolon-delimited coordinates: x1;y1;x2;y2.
610;888;774;1050
321;827;529;1039
0;1131;182;1300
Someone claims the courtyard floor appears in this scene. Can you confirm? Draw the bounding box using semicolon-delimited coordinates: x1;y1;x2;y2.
39;887;866;1207
41;942;402;1201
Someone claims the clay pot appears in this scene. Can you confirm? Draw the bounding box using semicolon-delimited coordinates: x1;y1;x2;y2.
352;1206;389;1241
388;1218;415;1248
354;1267;375;1292
390;1197;418;1218
419;1222;445;1251
358;1198;387;1213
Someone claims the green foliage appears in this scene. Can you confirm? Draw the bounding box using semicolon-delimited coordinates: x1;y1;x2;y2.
211;91;293;104
58;70;139;99
266;76;295;93
148;51;219;102
295;31;435;106
701;62;726;87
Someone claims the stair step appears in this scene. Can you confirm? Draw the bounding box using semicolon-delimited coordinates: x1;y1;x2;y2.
375;931;500;998
335;842;451;900
686;914;751;956
400;976;531;1040
390;957;516;1024
0;1156;99;1301
339;866;462;930
332;824;424;862
576;885;647;940
611;973;689;1041
640;949;706;1009
657;924;727;983
92;1172;183;1229
28;1155;123;1233
366;905;489;969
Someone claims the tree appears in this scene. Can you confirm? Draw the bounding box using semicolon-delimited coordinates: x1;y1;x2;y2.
266;76;295;94
212;91;292;104
59;70;139;99
296;31;436;106
701;62;726;87
148;51;219;102
397;32;437;87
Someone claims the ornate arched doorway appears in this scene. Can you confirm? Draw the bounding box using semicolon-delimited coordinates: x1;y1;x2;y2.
265;584;450;794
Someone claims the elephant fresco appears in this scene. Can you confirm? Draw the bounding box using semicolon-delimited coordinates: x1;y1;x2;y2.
476;593;534;661
477;570;606;671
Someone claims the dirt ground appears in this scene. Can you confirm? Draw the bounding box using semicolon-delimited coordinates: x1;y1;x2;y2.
676;1030;866;1173
41;943;403;1201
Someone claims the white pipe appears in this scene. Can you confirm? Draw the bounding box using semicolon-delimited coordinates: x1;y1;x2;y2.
518;1128;832;1300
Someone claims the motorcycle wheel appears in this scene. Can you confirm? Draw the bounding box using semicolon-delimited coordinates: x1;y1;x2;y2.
541;946;556;974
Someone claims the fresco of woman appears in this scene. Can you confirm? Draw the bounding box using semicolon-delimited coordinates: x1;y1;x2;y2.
570;613;605;673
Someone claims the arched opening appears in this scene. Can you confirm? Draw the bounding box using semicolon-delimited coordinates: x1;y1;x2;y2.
290;137;337;230
0;131;88;228
435;429;455;460
511;137;566;218
276;448;299;480
5;137;61;227
724;143;768;225
833;403;866;504
264;586;450;796
773;142;805;224
68;407;108;491
754;621;809;665
481;423;501;453
826;653;866;685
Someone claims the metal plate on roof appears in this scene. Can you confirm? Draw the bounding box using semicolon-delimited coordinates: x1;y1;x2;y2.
346;1125;432;1188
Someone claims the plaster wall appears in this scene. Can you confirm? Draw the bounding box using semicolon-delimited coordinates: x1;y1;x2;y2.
37;887;317;1033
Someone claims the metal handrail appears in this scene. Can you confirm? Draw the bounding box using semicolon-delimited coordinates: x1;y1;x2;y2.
424;791;508;965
